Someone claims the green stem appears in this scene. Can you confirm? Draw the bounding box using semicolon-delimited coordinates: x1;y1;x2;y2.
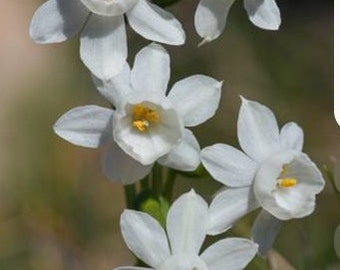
124;184;136;209
152;0;181;8
140;174;150;191
163;169;176;201
152;163;163;196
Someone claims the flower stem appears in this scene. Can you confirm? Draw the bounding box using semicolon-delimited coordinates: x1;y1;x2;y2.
163;169;177;201
124;184;136;209
152;163;163;196
140;174;150;191
152;0;181;8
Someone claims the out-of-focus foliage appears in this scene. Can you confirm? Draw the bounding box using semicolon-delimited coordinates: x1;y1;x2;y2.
0;0;335;269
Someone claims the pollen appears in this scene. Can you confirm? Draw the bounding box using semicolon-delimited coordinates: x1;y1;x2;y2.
132;104;159;132
278;178;297;188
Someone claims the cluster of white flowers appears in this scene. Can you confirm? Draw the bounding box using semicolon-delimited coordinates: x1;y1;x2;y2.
29;0;326;268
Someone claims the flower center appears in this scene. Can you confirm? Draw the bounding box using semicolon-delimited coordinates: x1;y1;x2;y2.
132;104;159;132
277;165;297;188
278;178;297;188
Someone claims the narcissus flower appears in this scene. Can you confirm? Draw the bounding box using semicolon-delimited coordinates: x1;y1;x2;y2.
30;0;185;79
54;43;222;184
116;189;258;270
201;97;325;254
195;0;281;44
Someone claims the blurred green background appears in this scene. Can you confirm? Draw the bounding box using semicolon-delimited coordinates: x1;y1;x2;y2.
0;0;335;269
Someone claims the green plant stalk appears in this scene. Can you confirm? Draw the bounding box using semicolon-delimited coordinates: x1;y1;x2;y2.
163;168;177;201
124;184;136;209
152;0;181;8
152;163;163;196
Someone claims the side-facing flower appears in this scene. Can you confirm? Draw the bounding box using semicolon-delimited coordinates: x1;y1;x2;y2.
116;189;258;270
29;0;185;80
195;0;281;44
53;43;222;184
201;97;325;254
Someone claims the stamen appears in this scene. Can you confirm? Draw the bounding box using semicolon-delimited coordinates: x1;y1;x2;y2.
132;104;159;132
278;178;297;188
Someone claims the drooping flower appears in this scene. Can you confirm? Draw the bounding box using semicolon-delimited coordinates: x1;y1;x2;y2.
54;43;222;184
201;97;325;254
29;0;185;80
195;0;281;44
116;189;258;270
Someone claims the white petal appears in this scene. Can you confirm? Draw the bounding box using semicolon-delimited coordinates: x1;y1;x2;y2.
114;96;183;165
131;43;170;95
126;0;185;45
208;187;259;235
158;129;200;171
168;75;222;127
238;97;280;162
80;14;127;80
244;0;281;30
167;190;208;255
251;210;282;256
158;254;208;270
53;105;113;148
101;143;152;185
79;0;138;16
30;0;88;44
201;144;257;187
92;63;132;109
120;210;170;268
201;237;258;270
280;122;304;152
194;0;236;42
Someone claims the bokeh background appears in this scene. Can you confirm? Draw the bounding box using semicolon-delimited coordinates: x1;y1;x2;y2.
0;0;335;269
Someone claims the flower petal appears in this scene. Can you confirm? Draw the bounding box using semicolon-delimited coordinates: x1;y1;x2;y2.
194;0;236;43
251;210;282;256
244;0;281;30
208;187;259;235
126;0;185;45
201;237;258;270
30;0;89;44
167;190;208;255
79;0;138;16
80;14;127;80
168;75;222;127
130;43;170;95
53;105;113;148
238;97;280;162
201;144;257;187
101;143;152;185
158;129;200;171
120;210;170;268
280;122;304;152
92;63;132;109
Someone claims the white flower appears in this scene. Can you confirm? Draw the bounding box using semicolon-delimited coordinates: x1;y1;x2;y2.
195;0;281;44
53;43;222;184
116;189;258;270
29;0;185;80
201;97;325;254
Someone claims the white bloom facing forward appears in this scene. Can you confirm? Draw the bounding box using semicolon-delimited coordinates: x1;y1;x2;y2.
195;0;281;44
116;189;258;270
53;43;222;184
201;97;325;254
29;0;185;80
